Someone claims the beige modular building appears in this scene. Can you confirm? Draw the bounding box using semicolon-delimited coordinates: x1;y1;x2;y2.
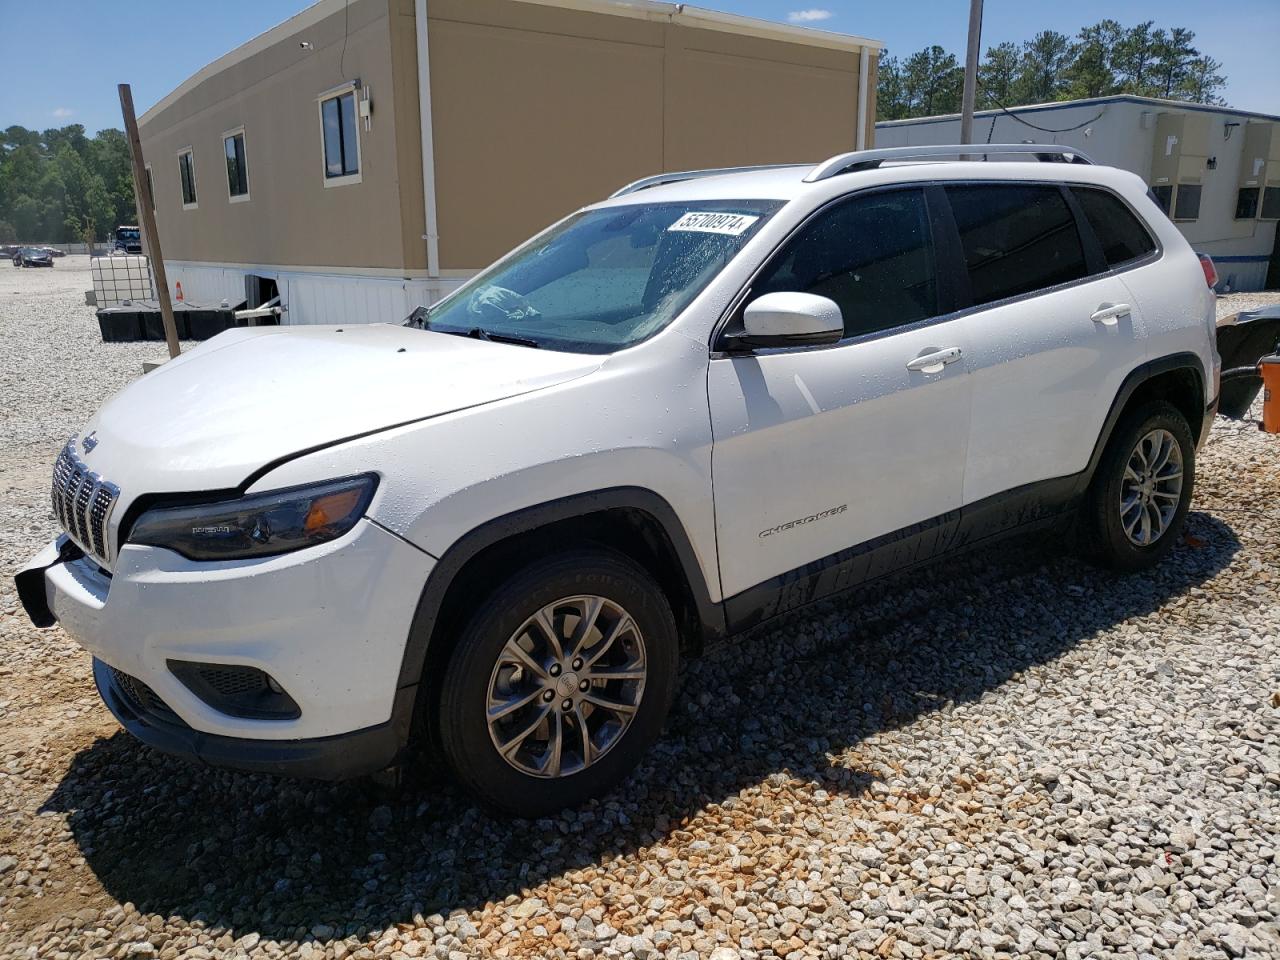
138;0;882;324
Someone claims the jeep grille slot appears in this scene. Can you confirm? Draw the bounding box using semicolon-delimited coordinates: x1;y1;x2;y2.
52;439;119;567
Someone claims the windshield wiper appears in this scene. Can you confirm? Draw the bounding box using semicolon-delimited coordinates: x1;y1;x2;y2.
463;327;541;349
403;307;541;348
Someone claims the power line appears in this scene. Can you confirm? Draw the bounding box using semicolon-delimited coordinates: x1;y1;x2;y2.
989;98;1106;133
339;0;350;79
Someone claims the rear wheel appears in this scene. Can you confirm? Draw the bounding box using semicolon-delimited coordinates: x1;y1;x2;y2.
1081;400;1195;571
437;547;678;816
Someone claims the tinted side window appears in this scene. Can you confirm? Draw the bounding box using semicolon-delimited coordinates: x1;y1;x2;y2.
1073;187;1156;268
752;189;937;337
946;184;1088;306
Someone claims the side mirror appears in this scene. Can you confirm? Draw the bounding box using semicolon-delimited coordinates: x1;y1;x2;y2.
733;292;844;349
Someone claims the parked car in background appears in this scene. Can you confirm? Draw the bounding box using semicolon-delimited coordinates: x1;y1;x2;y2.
16;144;1219;816
16;247;53;267
43;246;67;258
112;225;142;255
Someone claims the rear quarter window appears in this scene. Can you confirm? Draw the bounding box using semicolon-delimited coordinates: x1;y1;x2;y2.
1072;187;1157;268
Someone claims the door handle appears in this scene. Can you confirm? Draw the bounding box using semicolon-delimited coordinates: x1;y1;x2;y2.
1090;303;1131;326
906;347;962;373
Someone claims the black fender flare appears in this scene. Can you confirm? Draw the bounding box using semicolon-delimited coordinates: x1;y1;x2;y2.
1073;351;1208;498
390;486;725;733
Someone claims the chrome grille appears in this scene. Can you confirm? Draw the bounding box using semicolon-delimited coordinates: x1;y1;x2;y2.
51;440;119;567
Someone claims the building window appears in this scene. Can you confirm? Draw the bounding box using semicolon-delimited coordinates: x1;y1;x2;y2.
178;148;198;209
318;87;361;187
223;127;250;202
1236;188;1260;220
144;164;155;213
1262;187;1280;222
1172;184;1202;222
1149;185;1173;216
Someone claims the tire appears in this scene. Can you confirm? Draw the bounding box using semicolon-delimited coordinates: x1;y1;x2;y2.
437;546;679;816
1081;400;1195;571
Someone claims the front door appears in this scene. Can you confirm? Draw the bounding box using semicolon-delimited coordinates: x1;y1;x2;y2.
708;187;971;623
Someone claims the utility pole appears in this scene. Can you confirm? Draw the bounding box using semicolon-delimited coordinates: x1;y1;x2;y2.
959;0;984;147
118;83;180;359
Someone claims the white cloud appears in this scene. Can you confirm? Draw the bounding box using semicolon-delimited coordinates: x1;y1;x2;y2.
51;107;74;118
788;8;833;23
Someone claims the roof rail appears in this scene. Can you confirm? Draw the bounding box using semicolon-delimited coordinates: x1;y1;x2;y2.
609;164;803;199
803;143;1094;183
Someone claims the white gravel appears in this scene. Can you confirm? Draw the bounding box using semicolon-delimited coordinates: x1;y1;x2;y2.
1;261;1278;960
1216;291;1280;322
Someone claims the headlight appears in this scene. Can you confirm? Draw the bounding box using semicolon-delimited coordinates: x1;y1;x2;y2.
129;474;378;560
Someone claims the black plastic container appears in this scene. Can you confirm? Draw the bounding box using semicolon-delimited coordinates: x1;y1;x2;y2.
96;308;144;342
142;309;190;341
1216;307;1280;419
186;308;237;340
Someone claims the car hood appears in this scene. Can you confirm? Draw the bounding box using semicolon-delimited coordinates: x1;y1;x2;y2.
75;324;603;494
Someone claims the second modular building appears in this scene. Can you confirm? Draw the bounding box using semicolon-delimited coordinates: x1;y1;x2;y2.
138;0;883;323
876;95;1280;292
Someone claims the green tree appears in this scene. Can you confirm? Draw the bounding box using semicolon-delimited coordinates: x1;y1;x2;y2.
876;54;909;121
1015;31;1073;104
11;196;39;240
1115;21;1160;95
1152;27;1199;98
1180;55;1226;104
0;124;138;241
1068;20;1124;99
875;17;1230;121
90;129;136;229
903;45;963;117
978;41;1021;108
43;124;90;160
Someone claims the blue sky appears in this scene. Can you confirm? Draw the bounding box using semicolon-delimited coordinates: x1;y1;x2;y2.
2;0;1276;135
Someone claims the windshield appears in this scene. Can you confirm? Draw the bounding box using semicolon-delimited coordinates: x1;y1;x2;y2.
420;199;782;353
117;228;140;242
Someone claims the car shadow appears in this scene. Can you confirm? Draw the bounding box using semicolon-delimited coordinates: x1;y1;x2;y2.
41;510;1240;945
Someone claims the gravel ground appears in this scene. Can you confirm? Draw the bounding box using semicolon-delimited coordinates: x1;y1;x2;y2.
1216;292;1280;322
1;261;1278;960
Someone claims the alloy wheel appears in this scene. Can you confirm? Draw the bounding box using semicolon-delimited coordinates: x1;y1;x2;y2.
1119;428;1184;546
485;595;647;778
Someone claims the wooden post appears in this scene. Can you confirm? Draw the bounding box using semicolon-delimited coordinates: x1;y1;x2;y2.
118;83;180;359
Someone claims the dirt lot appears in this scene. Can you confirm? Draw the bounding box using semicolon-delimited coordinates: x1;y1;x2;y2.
0;262;1277;959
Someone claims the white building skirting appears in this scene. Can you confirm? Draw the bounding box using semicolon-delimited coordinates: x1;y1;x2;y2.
162;261;469;325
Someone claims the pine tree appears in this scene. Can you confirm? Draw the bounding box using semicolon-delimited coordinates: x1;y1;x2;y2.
978;42;1021;108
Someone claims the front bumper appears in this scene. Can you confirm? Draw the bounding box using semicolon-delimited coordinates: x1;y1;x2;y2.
92;657;412;779
17;519;434;776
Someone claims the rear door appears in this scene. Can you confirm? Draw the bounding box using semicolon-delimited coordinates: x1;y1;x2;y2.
943;182;1149;510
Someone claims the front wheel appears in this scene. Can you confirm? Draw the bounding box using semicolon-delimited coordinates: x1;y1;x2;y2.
437;547;678;816
1081;400;1195;571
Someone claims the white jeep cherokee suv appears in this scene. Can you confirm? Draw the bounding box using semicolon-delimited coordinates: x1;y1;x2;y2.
18;145;1219;816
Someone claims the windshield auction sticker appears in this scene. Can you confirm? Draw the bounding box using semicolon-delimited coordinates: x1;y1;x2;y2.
668;212;761;236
